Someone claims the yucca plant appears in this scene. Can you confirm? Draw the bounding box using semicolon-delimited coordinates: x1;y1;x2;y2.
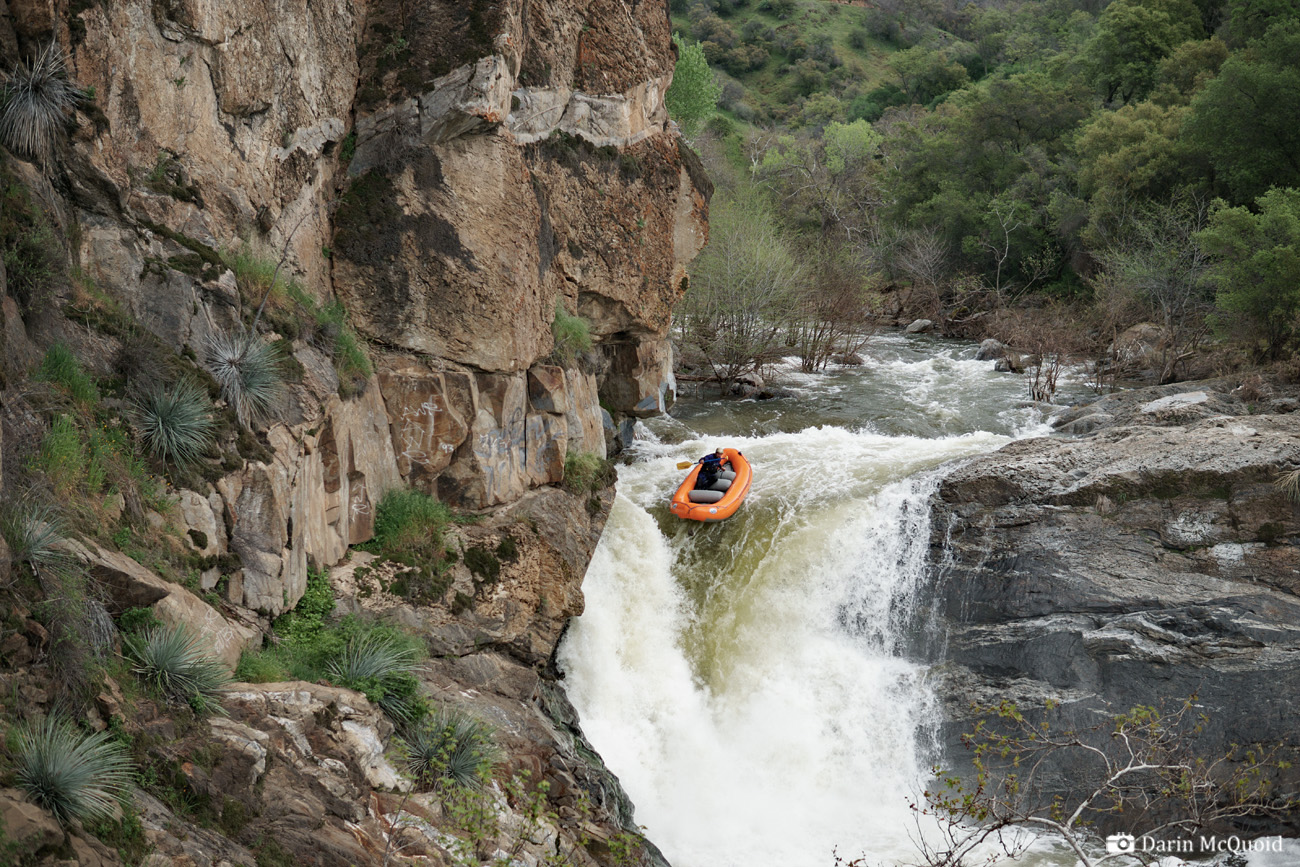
132;378;214;465
1277;467;1300;503
326;631;425;726
14;715;134;825
124;624;232;716
0;43;80;163
0;502;75;582
401;707;500;791
205;330;283;427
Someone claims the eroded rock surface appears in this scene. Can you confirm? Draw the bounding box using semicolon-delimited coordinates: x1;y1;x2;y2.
0;1;700;864
928;397;1300;824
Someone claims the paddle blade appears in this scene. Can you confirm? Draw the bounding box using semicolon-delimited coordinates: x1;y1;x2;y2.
676;461;693;470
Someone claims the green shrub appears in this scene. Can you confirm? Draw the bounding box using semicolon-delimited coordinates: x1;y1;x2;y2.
38;343;98;404
124;624;232;716
272;566;334;645
463;545;500;583
233;650;289;683
495;535;518;562
205;331;284;427
550;301;593;364
132;379;214;465
368;488;454;565
0;42;80;163
117;606;164;635
401;706;501;791
14;715;134;826
563;451;615;493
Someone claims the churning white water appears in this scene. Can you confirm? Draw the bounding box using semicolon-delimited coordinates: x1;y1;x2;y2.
558;434;1007;866
557;335;1052;867
556;334;1300;867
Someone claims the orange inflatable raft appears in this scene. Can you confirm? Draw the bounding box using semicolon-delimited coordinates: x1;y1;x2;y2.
669;448;753;522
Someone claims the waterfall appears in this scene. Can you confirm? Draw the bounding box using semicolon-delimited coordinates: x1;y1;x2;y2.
557;425;1012;867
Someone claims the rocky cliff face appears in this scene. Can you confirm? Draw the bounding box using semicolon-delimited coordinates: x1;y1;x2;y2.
0;0;705;864
33;0;706;615
926;380;1300;831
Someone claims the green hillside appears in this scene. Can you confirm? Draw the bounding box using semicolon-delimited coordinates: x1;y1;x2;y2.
671;0;1300;390
671;0;905;127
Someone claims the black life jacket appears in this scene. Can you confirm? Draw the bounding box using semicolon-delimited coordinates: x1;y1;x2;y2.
696;454;723;489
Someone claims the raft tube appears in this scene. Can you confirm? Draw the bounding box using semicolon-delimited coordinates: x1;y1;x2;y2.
669;448;753;522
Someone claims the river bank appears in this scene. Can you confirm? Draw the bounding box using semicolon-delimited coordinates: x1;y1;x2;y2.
927;375;1300;838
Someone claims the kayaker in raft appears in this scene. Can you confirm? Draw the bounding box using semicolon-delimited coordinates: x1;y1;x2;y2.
695;449;731;491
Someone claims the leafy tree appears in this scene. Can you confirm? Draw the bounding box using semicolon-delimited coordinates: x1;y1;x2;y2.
1096;195;1214;382
666;34;722;138
1196;187;1300;357
889;46;971;105
880;73;1089;287
1150;36;1227;102
1183;21;1300;203
1075;101;1198;243
759;120;883;241
678;190;803;387
1086;0;1204;103
1225;0;1300;43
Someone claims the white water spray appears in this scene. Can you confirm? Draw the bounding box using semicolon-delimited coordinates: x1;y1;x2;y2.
558;425;1013;867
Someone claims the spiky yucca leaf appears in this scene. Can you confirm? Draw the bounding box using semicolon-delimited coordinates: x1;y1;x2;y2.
401;707;500;791
0;43;79;162
1277;467;1300;503
205;331;283;427
15;716;134;825
326;631;420;683
125;624;232;716
0;502;75;580
326;631;425;725
133;378;214;465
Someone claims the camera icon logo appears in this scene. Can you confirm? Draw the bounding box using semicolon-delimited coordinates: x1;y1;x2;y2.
1105;833;1137;854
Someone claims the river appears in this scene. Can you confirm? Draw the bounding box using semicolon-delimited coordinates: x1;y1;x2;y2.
556;332;1094;867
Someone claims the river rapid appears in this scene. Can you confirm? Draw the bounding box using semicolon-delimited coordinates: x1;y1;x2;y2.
557;331;1299;867
556;332;1087;867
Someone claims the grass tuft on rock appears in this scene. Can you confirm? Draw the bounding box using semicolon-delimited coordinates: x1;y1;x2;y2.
124;624;232;716
38;343;98;404
563;451;615;493
132;378;214;465
550;300;592;365
14;715;134;826
369;489;455;565
1277;467;1300;503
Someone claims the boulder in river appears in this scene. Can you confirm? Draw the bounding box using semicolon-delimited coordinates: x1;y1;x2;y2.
906;318;934;334
975;338;1008;361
